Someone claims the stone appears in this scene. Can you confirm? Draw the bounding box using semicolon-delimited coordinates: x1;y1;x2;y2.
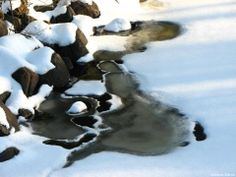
18;109;33;120
53;28;88;64
40;53;70;88
0;20;8;37
51;6;75;23
0;92;11;103
0;147;19;162
71;1;100;18
12;67;39;97
0;100;19;136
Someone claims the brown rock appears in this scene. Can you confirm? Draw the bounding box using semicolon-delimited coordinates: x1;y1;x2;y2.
18;109;33;120
0;100;19;136
0;20;8;37
0;92;11;103
12;67;39;97
40;53;70;88
71;1;100;18
0;147;19;162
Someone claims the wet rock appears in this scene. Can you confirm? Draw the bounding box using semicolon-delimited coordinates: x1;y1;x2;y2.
12;67;39;97
40;53;70;88
53;28;88;64
51;6;75;23
18;108;33;120
0;100;19;136
193;122;207;141
0;20;8;37
71;1;100;18
0;92;11;103
0;147;19;162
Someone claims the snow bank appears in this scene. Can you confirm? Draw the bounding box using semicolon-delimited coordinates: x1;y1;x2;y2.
65;80;106;95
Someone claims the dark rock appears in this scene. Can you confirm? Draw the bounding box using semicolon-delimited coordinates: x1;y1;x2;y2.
193;122;207;141
53;28;88;63
18;109;33;120
34;5;54;12
0;92;11;103
4;15;22;32
0;20;8;37
12;67;39;97
0;100;19;136
0;147;19;162
40;53;70;88
51;6;75;23
71;116;97;128
71;1;100;18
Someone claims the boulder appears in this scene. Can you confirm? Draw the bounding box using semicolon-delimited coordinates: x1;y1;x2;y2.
51;6;75;23
0;92;11;103
0;100;19;136
53;28;88;63
71;1;100;18
12;67;39;97
0;147;19;162
40;53;70;88
0;20;8;37
18;108;33;120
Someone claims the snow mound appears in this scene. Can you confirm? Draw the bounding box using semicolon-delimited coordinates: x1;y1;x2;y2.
67;101;87;114
65;80;106;95
23;21;77;46
105;18;131;32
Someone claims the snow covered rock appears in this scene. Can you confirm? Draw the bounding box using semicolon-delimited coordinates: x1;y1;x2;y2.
0;100;19;136
54;27;89;63
104;18;131;33
71;0;100;18
40;53;70;88
50;6;75;23
12;67;39;97
67;101;87;114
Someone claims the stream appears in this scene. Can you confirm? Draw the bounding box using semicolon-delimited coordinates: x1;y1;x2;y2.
25;21;204;166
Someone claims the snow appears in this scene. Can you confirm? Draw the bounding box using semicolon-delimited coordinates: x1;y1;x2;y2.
0;107;9;129
65;80;106;95
104;18;131;32
79;0;93;5
1;0;236;176
23;21;77;46
67;101;87;114
26;47;55;75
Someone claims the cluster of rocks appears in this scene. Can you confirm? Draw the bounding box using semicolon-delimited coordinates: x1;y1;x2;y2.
0;0;101;138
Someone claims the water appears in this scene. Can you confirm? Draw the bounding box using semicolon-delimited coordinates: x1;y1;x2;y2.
28;20;193;165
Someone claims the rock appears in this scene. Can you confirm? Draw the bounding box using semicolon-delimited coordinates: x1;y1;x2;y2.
4;15;22;32
12;67;39;97
0;92;11;103
18;109;33;120
53;28;88;63
40;53;70;88
0;20;8;37
0;10;4;20
0;147;19;162
51;6;75;23
34;5;54;12
71;1;100;18
140;0;148;2
0;100;19;136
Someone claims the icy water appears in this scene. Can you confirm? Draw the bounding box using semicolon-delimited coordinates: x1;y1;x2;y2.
28;21;193;165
